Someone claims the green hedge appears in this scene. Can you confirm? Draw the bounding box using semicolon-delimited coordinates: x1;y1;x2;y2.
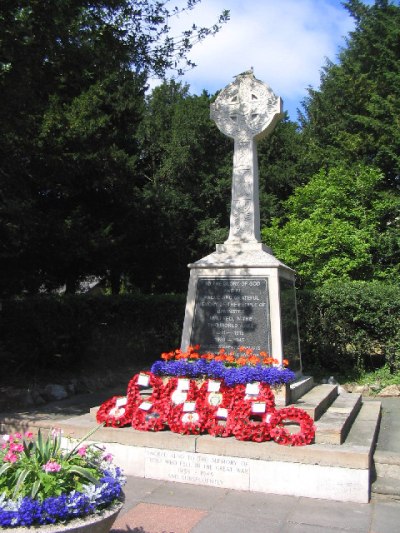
0;294;185;381
298;280;400;375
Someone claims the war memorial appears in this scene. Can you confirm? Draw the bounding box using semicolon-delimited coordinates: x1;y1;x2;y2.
11;73;381;503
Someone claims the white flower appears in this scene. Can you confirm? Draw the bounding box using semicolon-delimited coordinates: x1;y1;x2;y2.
0;495;22;512
81;483;104;503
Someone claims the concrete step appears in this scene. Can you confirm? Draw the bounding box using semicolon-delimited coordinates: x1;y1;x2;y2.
371;476;400;499
372;450;400;499
288;375;314;404
293;384;338;421
315;392;362;445
344;400;381;448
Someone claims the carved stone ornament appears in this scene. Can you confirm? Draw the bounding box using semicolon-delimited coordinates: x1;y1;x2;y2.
210;71;283;142
210;72;283;245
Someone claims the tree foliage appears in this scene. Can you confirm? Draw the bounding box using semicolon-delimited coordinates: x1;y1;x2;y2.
0;1;228;296
262;165;399;286
301;0;400;186
127;81;232;292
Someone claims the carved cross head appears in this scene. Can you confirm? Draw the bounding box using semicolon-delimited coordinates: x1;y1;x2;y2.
210;72;283;141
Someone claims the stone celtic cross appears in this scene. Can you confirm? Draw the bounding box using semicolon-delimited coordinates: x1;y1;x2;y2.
210;71;283;246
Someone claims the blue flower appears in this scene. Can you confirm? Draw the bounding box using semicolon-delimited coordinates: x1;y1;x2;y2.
151;360;295;386
0;468;124;528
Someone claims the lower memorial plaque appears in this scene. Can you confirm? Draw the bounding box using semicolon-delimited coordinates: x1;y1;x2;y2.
190;277;272;353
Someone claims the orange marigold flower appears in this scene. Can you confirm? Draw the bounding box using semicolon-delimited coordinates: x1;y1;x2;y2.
237;357;247;366
259;351;268;358
245;348;253;355
248;355;260;365
225;355;235;363
239;346;246;352
283;359;289;366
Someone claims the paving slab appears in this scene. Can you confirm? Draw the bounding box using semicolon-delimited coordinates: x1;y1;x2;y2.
111;476;400;533
111;502;207;533
214;489;295;519
287;495;371;532
370;499;400;532
140;480;228;510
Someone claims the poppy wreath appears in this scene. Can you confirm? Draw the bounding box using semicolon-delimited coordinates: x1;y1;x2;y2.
131;398;170;431
230;397;276;442
162;376;200;414
198;380;237;438
231;382;276;409
228;383;276;442
269;406;316;446
127;371;165;409
96;395;133;428
167;396;210;435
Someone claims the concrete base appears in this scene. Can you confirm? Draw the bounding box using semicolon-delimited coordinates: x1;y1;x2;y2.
88;440;370;503
1;385;382;505
18;398;380;505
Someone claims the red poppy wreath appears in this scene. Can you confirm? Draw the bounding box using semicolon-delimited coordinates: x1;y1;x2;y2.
230;397;276;442
231;382;276;410
167;397;210;435
131;397;170;431
162;376;200;414
96;395;133;428
198;380;237;438
269;407;316;446
127;371;164;409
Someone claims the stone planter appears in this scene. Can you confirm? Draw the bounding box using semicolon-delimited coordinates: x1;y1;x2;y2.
1;499;124;533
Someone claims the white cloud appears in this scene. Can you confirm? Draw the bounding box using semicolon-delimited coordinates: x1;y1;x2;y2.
153;0;356;119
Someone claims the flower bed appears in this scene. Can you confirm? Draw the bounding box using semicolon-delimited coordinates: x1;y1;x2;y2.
0;429;125;529
151;346;295;387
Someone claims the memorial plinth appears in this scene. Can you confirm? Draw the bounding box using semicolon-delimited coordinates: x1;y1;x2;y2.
181;72;301;372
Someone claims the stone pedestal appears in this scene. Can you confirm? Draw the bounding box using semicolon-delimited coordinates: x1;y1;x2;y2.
181;242;301;372
180;71;301;371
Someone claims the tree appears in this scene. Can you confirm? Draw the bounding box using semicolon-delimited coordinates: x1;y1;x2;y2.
258;115;307;226
300;0;400;186
262;165;399;287
0;1;229;296
126;81;232;293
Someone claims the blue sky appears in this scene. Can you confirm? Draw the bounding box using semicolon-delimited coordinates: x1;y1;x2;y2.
152;0;374;121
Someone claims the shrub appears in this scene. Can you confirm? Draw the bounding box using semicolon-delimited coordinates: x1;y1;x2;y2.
298;280;400;375
0;294;185;384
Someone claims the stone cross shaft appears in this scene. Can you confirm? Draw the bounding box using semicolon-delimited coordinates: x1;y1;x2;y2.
210;72;283;246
